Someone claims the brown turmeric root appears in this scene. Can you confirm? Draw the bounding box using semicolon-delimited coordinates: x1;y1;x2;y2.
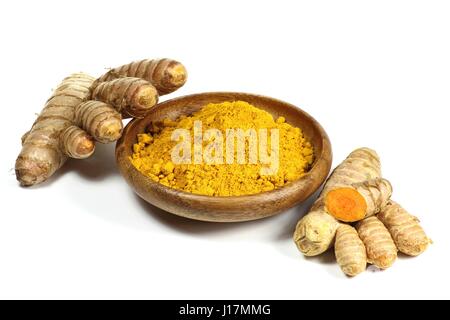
356;216;398;269
294;147;382;256
75;101;123;143
16;73;123;186
60;125;95;159
325;178;392;222
16;73;96;186
17;58;189;187
335;224;367;277
23;123;94;160
95;58;187;95
378;201;431;256
91;77;159;119
294;210;340;256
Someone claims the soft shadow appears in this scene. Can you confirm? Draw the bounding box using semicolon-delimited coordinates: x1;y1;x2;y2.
304;250;347;279
366;265;385;273
304;249;336;265
398;253;422;260
134;193;276;235
275;188;322;241
40;143;119;187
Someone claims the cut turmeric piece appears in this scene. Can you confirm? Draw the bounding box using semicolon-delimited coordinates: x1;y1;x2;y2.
325;188;367;222
325;178;392;222
294;147;382;256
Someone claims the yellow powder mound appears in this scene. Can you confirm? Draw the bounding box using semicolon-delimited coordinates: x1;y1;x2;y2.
130;101;314;196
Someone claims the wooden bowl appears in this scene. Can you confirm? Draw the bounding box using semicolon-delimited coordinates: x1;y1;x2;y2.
116;92;332;222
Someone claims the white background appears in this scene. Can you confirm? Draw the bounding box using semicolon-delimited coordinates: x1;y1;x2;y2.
1;0;449;300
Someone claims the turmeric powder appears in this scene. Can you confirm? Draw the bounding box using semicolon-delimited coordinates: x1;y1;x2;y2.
131;101;314;196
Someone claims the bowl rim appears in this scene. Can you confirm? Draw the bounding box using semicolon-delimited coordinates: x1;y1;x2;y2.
116;91;332;201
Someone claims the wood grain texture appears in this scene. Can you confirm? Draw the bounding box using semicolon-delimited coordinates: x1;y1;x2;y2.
116;92;332;222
